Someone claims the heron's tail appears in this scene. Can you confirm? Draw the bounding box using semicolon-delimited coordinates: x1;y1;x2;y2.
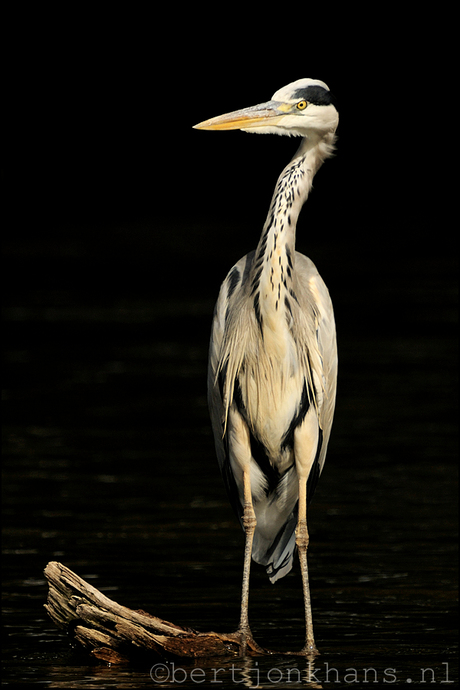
252;507;298;583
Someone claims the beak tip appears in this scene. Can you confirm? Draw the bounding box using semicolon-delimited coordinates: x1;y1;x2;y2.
193;121;211;131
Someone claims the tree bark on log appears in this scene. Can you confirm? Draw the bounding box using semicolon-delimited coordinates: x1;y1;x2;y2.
44;561;262;663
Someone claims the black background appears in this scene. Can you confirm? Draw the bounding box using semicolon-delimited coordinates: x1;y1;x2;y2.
6;11;451;313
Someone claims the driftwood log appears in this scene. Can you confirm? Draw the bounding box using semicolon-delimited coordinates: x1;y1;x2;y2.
44;561;263;663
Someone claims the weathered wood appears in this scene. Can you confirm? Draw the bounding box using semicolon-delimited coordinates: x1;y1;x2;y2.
44;561;261;662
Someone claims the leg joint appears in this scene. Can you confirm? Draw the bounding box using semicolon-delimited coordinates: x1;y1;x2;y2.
242;502;257;530
295;519;309;549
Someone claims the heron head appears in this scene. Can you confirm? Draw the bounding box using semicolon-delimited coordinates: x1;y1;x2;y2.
193;78;338;139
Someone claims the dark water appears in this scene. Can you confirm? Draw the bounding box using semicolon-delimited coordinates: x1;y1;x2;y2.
2;222;458;688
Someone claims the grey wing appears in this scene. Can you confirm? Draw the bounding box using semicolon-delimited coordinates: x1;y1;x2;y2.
295;252;337;486
207;252;255;521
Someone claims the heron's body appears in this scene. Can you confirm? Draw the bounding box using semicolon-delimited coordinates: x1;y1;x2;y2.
195;78;338;654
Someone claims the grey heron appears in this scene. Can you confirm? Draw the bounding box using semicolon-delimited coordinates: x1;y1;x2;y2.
194;78;338;655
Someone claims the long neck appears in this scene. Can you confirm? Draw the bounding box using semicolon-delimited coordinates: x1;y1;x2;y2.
249;134;334;336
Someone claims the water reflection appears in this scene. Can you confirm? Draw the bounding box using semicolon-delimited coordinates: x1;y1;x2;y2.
40;655;457;688
148;656;324;688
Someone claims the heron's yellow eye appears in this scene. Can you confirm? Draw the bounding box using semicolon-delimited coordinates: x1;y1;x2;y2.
296;100;307;110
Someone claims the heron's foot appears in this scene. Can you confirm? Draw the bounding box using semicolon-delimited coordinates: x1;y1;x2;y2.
299;641;320;656
227;627;266;656
285;642;320;657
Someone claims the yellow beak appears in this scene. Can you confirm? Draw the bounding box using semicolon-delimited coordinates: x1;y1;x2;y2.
193;101;286;131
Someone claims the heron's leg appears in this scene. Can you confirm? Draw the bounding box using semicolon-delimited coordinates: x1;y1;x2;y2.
296;478;318;655
236;468;262;654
